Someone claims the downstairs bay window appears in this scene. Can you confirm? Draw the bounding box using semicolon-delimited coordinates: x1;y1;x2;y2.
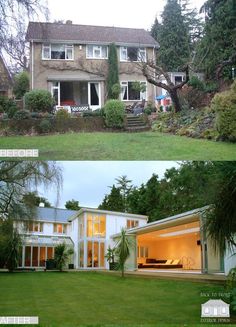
121;81;147;101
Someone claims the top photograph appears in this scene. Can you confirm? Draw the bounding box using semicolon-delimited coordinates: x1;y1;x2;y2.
0;0;236;160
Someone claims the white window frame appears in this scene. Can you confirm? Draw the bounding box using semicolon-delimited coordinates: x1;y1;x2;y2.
53;223;67;234
86;45;108;59
42;44;74;60
28;222;43;233
120;46;146;62
121;81;147;101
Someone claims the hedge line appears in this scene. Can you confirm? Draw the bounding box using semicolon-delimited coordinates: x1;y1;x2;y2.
0;117;106;135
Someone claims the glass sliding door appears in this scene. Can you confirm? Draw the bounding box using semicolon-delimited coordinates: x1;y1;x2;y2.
88;82;100;110
32;247;39;267
86;241;105;268
99;242;105;268
25;246;31;267
39;247;46;267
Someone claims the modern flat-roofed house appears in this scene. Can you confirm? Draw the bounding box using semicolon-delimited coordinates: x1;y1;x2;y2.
0;54;13;97
16;206;236;275
26;21;159;110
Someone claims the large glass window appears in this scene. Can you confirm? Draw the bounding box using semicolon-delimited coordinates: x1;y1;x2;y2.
79;221;84;239
87;214;106;238
87;241;105;268
25;246;31;267
39;247;46;267
47;247;54;260
86;45;108;59
79;242;84;268
120;47;146;62
42;44;74;60
121;81;147;101
32;247;38;266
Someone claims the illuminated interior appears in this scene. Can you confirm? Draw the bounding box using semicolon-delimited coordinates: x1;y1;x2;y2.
87;214;106;238
24;246;54;267
137;220;202;270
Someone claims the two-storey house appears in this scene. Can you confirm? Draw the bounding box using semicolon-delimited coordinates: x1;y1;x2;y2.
26;21;159;110
16;205;236;275
18;206;147;270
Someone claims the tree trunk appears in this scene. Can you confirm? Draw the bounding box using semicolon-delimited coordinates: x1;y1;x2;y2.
169;88;182;113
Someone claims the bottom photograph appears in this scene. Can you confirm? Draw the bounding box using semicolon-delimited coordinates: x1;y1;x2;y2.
0;160;235;326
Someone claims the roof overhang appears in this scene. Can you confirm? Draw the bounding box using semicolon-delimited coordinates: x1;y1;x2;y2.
111;206;209;238
28;39;158;48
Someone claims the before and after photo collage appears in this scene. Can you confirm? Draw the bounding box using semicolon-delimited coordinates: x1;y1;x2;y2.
0;0;236;326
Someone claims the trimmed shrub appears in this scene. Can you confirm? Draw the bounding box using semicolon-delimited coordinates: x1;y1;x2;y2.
13;110;30;120
39;119;52;133
104;100;125;128
25;89;55;113
55;108;70;120
0;96;18;118
211;81;236;141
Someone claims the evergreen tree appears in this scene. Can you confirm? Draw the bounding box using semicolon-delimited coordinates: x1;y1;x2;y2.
115;175;132;212
150;17;161;43
157;0;190;71
107;43;120;99
98;185;124;212
196;0;236;79
65;199;80;210
22;191;52;208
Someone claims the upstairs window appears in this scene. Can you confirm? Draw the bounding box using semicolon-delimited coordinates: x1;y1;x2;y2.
120;47;146;62
28;222;43;232
86;45;108;59
87;214;106;238
53;223;67;234
126;219;139;229
42;44;74;60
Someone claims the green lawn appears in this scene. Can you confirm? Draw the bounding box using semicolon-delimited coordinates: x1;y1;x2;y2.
0;132;236;160
0;271;230;326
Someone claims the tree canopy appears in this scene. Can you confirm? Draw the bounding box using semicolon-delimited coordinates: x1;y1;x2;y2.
195;0;236;79
151;0;191;71
0;161;62;221
65;199;81;211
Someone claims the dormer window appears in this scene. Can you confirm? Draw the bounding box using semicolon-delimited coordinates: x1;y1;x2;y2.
120;47;146;62
42;44;74;60
86;45;108;59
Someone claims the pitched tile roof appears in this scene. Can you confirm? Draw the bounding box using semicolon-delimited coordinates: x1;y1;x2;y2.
36;207;77;223
26;22;159;47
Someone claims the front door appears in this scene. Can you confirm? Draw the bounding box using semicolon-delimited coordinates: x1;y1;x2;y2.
88;82;101;110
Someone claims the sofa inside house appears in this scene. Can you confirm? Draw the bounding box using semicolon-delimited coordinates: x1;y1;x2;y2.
138;258;183;269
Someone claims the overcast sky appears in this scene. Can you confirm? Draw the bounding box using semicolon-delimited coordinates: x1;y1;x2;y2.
47;0;205;29
40;161;179;209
